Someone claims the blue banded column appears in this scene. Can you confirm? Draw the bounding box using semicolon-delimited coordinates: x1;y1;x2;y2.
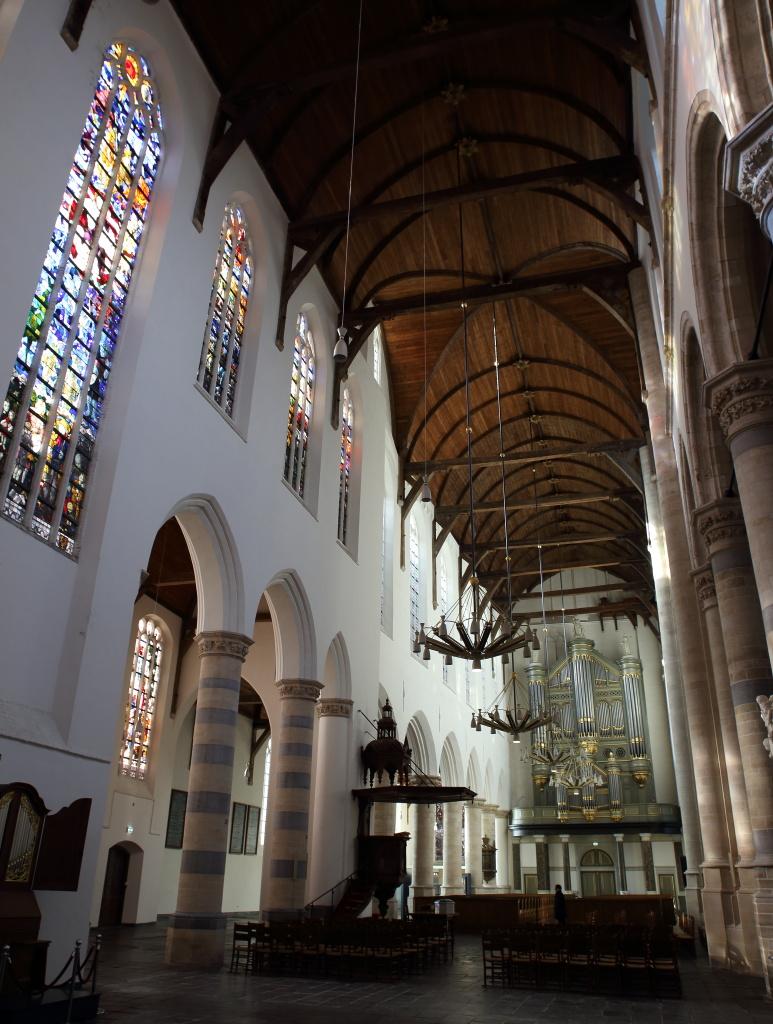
620;650;650;788
569;635;597;754
165;630;252;967
261;678;323;919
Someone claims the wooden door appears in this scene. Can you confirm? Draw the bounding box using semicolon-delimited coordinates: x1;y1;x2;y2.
98;845;129;926
581;871;616;896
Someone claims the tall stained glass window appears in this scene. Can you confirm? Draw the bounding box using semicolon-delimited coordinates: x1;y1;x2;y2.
284;313;315;497
120;617;162;780
372;326;382;385
197;203;252;417
439;564;451;687
337;387;353;544
409;517;421;651
259;739;272;846
0;43;162;554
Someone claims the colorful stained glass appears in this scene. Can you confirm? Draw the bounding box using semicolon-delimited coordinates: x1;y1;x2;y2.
0;43;162;554
337;388;353;545
197;203;252;417
284;314;315;498
119;617;162;780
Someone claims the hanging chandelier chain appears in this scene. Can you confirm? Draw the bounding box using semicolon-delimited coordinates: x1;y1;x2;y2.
457;146;478;623
492;303;514;621
338;0;364;333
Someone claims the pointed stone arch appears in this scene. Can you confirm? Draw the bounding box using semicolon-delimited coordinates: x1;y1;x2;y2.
405;711;437;776
322;632;352;700
169;494;246;636
263;569;318;681
440;733;463;787
466;749;482;794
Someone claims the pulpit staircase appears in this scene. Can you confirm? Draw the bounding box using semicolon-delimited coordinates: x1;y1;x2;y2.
305;872;376;921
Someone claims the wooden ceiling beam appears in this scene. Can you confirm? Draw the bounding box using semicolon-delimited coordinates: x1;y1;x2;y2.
290;155;638;238
226;3;602;105
342;260;636;328
513;596;652;620
477;557;648;581
520;580;646;599
435;487;638;519
407;439;642;477
462;531;640;554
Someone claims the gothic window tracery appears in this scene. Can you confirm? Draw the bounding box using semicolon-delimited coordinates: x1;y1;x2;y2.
0;43;162;554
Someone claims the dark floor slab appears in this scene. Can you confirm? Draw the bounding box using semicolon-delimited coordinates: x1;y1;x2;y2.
93;920;768;1024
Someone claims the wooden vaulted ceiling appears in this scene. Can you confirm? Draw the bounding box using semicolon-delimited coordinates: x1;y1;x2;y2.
171;0;655;622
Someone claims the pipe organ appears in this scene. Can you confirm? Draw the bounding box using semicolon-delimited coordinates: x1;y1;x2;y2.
527;628;652;822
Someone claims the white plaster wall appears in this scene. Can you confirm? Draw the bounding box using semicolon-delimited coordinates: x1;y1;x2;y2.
0;0;508;971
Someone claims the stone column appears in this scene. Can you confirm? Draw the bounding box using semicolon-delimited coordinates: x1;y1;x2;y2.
442;801;464;895
696;503;773;977
639;443;704;914
465;798;484;889
307;698;353;907
512;838;522;891
691;565;755;866
495;810;510;890
706;361;773;674
631;269;733;931
560;835;572;893
640;834;656;893
165;631;252;967
371;774;397;836
535;835;550;893
614;834;627;894
412;801;436;898
261;678;323;919
482;803;497;886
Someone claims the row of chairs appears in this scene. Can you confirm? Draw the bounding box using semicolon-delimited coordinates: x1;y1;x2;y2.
482;924;681;997
230;917;453;980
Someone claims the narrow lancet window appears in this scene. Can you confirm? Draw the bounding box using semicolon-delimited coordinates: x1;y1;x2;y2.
0;43;162;554
119;617;163;780
337;387;353;544
284;313;315;497
197;203;252;416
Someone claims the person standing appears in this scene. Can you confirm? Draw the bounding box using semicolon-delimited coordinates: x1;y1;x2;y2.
554;883;567;925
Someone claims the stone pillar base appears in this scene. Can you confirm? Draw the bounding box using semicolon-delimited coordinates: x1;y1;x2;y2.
411;885;436;899
752;869;773;996
165;913;226;968
684;873;703;922
701;864;739;969
441;885;464;897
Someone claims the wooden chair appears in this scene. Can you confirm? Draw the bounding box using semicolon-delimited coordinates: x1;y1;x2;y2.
509;927;537;989
620;926;649;994
648;926;681;997
535;926;565;990
248;922;269;973
564;925;593;992
482;930;509;987
592;926;622;993
229;922;253;973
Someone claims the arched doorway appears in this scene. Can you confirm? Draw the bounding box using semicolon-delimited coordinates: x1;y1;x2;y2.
98;842;144;926
580;848;616;896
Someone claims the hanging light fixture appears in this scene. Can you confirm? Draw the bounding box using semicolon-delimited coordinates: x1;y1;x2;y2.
419;184;534;667
334;0;364;367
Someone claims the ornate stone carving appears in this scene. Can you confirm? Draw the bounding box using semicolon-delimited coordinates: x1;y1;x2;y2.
757;694;773;759
196;632;252;660
277;679;323;701
316;697;353;718
691;565;716;609
724;103;773;238
706;363;773;438
694;499;746;552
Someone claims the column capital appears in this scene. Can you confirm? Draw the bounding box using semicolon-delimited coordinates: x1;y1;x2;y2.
559;834;570;843
482;802;498;815
613;833;625;842
471;797;486;809
694;497;747;556
724;102;773;239
495;808;511;820
277;678;323;701
316;697;353;718
639;832;652;841
690;562;718;610
705;358;773;443
196;630;252;660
